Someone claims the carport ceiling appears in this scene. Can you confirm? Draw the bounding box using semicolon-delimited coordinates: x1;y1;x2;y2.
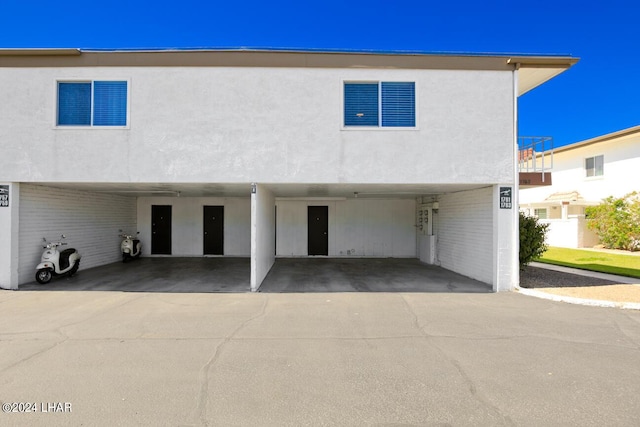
32;182;492;199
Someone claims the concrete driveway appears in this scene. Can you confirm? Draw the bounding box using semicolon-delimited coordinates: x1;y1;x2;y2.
19;258;492;293
1;289;639;426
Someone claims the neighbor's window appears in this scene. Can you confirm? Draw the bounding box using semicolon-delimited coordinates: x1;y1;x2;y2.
57;80;128;126
585;155;604;177
344;81;415;127
534;208;547;219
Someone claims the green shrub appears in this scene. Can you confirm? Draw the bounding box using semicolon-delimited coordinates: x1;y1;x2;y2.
586;192;640;251
519;212;549;268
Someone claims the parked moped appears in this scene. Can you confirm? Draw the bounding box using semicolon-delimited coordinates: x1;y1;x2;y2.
35;235;81;284
120;232;142;262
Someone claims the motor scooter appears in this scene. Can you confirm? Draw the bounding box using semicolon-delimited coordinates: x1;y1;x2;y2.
35;235;81;284
120;232;142;262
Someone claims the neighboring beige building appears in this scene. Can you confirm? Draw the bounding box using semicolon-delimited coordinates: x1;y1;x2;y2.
520;125;640;248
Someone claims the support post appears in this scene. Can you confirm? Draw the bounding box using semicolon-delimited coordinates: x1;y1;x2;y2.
0;183;20;289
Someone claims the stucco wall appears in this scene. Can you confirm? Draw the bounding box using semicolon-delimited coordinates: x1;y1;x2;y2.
275;199;416;257
0;67;514;185
18;184;137;285
541;218;599;248
136;197;251;256
251;185;276;290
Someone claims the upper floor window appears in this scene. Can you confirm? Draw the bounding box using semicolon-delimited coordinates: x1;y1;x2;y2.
57;80;128;127
585;155;603;177
344;81;415;128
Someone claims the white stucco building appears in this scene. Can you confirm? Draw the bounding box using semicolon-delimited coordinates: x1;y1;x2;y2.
0;48;577;291
520;125;640;248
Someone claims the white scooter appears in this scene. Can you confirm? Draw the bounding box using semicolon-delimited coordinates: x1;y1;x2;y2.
120;232;142;262
35;235;81;284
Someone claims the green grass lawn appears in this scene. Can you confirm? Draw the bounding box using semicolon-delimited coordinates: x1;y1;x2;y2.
536;247;640;278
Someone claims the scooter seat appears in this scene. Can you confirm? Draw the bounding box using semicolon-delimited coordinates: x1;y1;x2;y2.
60;248;76;257
59;248;76;270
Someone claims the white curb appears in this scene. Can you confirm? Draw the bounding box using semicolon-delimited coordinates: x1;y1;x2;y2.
517;288;640;311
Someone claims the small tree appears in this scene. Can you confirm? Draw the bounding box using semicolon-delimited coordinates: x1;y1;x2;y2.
586;191;640;251
519;211;549;268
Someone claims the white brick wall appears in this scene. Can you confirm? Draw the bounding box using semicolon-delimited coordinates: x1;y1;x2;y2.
435;187;493;284
18;184;136;284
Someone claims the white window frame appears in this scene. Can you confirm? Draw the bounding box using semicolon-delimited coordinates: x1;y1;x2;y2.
584;154;604;178
534;208;547;219
54;78;131;129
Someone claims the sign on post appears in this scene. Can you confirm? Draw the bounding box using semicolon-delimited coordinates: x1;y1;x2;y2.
0;185;8;207
499;187;512;209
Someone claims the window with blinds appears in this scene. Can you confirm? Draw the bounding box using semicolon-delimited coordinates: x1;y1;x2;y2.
57;80;128;127
344;81;415;128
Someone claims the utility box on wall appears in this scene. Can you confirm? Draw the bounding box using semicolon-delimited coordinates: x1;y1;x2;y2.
417;204;433;235
417;203;436;264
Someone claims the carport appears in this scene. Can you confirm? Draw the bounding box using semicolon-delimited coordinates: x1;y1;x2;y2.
5;181;515;292
18;257;491;293
252;182;515;292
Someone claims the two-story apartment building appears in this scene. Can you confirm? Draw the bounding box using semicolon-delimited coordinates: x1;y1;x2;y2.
0;48;577;291
520;125;640;248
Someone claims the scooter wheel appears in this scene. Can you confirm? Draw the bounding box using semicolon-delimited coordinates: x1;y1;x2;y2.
35;269;52;284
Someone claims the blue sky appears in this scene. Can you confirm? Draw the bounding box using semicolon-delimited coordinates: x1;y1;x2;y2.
2;0;638;147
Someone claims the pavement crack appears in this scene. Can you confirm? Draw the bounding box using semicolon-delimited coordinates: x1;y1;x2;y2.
195;295;269;426
0;298;151;373
399;294;432;337
612;318;640;349
0;337;68;374
399;294;515;426
57;294;148;335
442;349;516;426
623;311;640;326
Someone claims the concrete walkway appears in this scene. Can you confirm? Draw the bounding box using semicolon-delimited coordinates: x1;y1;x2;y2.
0;289;639;426
521;262;640;310
529;261;639;284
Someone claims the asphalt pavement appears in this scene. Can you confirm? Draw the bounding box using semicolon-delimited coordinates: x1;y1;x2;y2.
1;289;639;426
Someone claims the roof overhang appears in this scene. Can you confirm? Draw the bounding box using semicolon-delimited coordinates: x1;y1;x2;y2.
508;56;579;96
0;48;577;96
0;48;81;56
553;124;640;154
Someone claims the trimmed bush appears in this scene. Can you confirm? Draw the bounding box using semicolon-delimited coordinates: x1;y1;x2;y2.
519;212;549;268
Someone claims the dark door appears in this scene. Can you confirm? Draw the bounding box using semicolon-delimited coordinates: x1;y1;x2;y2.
204;206;224;255
308;206;328;256
152;205;172;255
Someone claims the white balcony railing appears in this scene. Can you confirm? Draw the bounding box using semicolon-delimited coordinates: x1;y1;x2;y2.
518;136;554;174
